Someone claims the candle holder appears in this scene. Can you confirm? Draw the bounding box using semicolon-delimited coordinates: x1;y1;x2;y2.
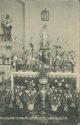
39;78;48;109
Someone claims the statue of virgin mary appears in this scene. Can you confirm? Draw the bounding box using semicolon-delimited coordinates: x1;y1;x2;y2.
40;25;49;47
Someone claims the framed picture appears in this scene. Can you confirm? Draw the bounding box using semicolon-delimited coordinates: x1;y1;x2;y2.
41;9;49;21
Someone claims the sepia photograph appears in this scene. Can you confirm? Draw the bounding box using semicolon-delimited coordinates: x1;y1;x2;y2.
0;0;80;125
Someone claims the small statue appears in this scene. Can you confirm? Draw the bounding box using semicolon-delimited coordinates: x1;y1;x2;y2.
12;54;18;69
27;42;34;66
1;14;12;41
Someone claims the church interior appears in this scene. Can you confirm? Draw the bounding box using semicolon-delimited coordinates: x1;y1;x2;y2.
0;0;80;125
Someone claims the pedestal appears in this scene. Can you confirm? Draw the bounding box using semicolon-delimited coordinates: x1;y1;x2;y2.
39;47;51;65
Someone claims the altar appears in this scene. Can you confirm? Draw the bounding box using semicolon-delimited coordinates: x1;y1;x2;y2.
8;71;78;120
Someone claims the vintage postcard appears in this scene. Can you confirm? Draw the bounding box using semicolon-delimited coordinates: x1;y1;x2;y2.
0;0;80;125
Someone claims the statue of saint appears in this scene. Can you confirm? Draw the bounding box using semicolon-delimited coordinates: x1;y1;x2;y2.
1;14;12;41
40;25;49;47
27;42;34;65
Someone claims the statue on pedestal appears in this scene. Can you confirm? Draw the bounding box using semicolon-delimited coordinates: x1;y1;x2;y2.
39;25;51;65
